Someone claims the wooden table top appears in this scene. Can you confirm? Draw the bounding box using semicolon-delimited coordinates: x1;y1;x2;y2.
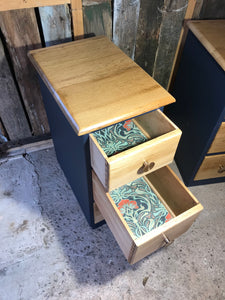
29;36;174;136
187;20;225;72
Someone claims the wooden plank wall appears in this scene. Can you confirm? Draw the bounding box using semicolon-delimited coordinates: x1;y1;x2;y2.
0;0;224;147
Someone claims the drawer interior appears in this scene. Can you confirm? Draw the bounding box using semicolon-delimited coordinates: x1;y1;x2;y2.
90;110;181;191
108;176;174;239
92;119;149;157
92;166;203;264
92;109;178;158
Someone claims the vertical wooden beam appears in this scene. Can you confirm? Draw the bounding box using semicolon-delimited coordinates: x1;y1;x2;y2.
0;9;50;136
192;0;204;19
0;37;31;140
168;0;197;91
135;0;164;75
83;0;112;40
39;4;72;47
152;0;188;89
113;0;140;59
71;0;84;39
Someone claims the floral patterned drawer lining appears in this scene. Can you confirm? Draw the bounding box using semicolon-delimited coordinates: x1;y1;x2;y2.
92;120;148;157
109;177;172;239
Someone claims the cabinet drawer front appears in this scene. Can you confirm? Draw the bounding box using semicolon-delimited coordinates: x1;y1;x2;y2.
92;166;203;264
208;122;225;154
195;154;225;180
90;110;181;191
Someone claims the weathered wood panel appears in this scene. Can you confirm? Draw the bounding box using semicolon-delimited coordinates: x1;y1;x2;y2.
152;0;188;89
39;5;72;47
0;37;31;140
113;0;140;58
192;0;204;18
0;0;70;12
135;0;164;76
0;9;50;136
199;0;225;19
168;0;198;90
83;0;112;39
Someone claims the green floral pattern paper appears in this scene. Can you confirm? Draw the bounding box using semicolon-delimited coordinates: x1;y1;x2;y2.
92;120;148;157
109;177;172;239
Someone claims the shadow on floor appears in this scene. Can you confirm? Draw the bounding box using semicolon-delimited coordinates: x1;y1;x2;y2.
28;148;149;285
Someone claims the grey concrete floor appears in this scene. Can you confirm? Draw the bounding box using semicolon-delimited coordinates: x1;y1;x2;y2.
0;146;224;300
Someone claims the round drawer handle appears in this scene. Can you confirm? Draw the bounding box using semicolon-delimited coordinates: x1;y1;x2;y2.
138;161;155;174
218;164;225;173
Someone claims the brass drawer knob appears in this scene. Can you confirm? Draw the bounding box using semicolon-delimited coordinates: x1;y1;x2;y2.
218;164;225;173
138;161;155;174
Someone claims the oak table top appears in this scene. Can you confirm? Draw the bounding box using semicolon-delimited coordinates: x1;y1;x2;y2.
29;36;175;136
187;20;225;72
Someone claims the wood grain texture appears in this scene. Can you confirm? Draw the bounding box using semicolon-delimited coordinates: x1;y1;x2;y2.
152;0;188;89
0;37;31;140
192;0;204;18
132;204;202;264
92;170;136;262
135;0;163;76
198;0;225;19
167;0;197;90
194;154;225;180
0;0;70;11
90;110;181;191
29;36;175;136
0;9;50;136
89;133;109;188
113;0;140;58
208;123;225;154
83;0;112;40
39;5;72;47
71;0;84;38
187;20;225;71
147;166;200;216
93;202;104;224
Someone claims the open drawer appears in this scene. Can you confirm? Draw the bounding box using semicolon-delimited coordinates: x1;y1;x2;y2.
92;166;203;264
90;109;181;191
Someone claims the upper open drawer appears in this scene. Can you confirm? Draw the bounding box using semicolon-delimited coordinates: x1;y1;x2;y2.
89;109;182;191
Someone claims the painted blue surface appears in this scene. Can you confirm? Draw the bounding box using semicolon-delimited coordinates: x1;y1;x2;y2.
165;31;225;186
39;78;104;228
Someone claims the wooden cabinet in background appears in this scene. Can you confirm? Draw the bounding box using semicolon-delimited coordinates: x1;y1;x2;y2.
166;20;225;186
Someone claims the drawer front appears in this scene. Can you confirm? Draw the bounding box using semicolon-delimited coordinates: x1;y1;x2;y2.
90;110;181;191
208;122;225;154
195;154;225;180
92;166;203;264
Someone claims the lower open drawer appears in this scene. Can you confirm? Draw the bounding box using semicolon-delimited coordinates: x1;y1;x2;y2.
92;166;203;264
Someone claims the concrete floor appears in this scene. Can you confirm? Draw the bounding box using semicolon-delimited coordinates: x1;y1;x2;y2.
0;146;224;300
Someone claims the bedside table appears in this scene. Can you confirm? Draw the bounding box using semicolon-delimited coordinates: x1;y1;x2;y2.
29;36;203;264
166;20;225;186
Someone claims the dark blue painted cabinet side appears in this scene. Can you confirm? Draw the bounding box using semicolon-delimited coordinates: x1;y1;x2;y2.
165;31;225;186
39;78;104;228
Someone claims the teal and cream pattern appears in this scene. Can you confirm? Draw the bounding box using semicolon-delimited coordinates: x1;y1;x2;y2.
109;177;172;239
92;120;148;157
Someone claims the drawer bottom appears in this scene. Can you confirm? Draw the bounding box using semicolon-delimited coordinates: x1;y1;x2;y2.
92;166;203;264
